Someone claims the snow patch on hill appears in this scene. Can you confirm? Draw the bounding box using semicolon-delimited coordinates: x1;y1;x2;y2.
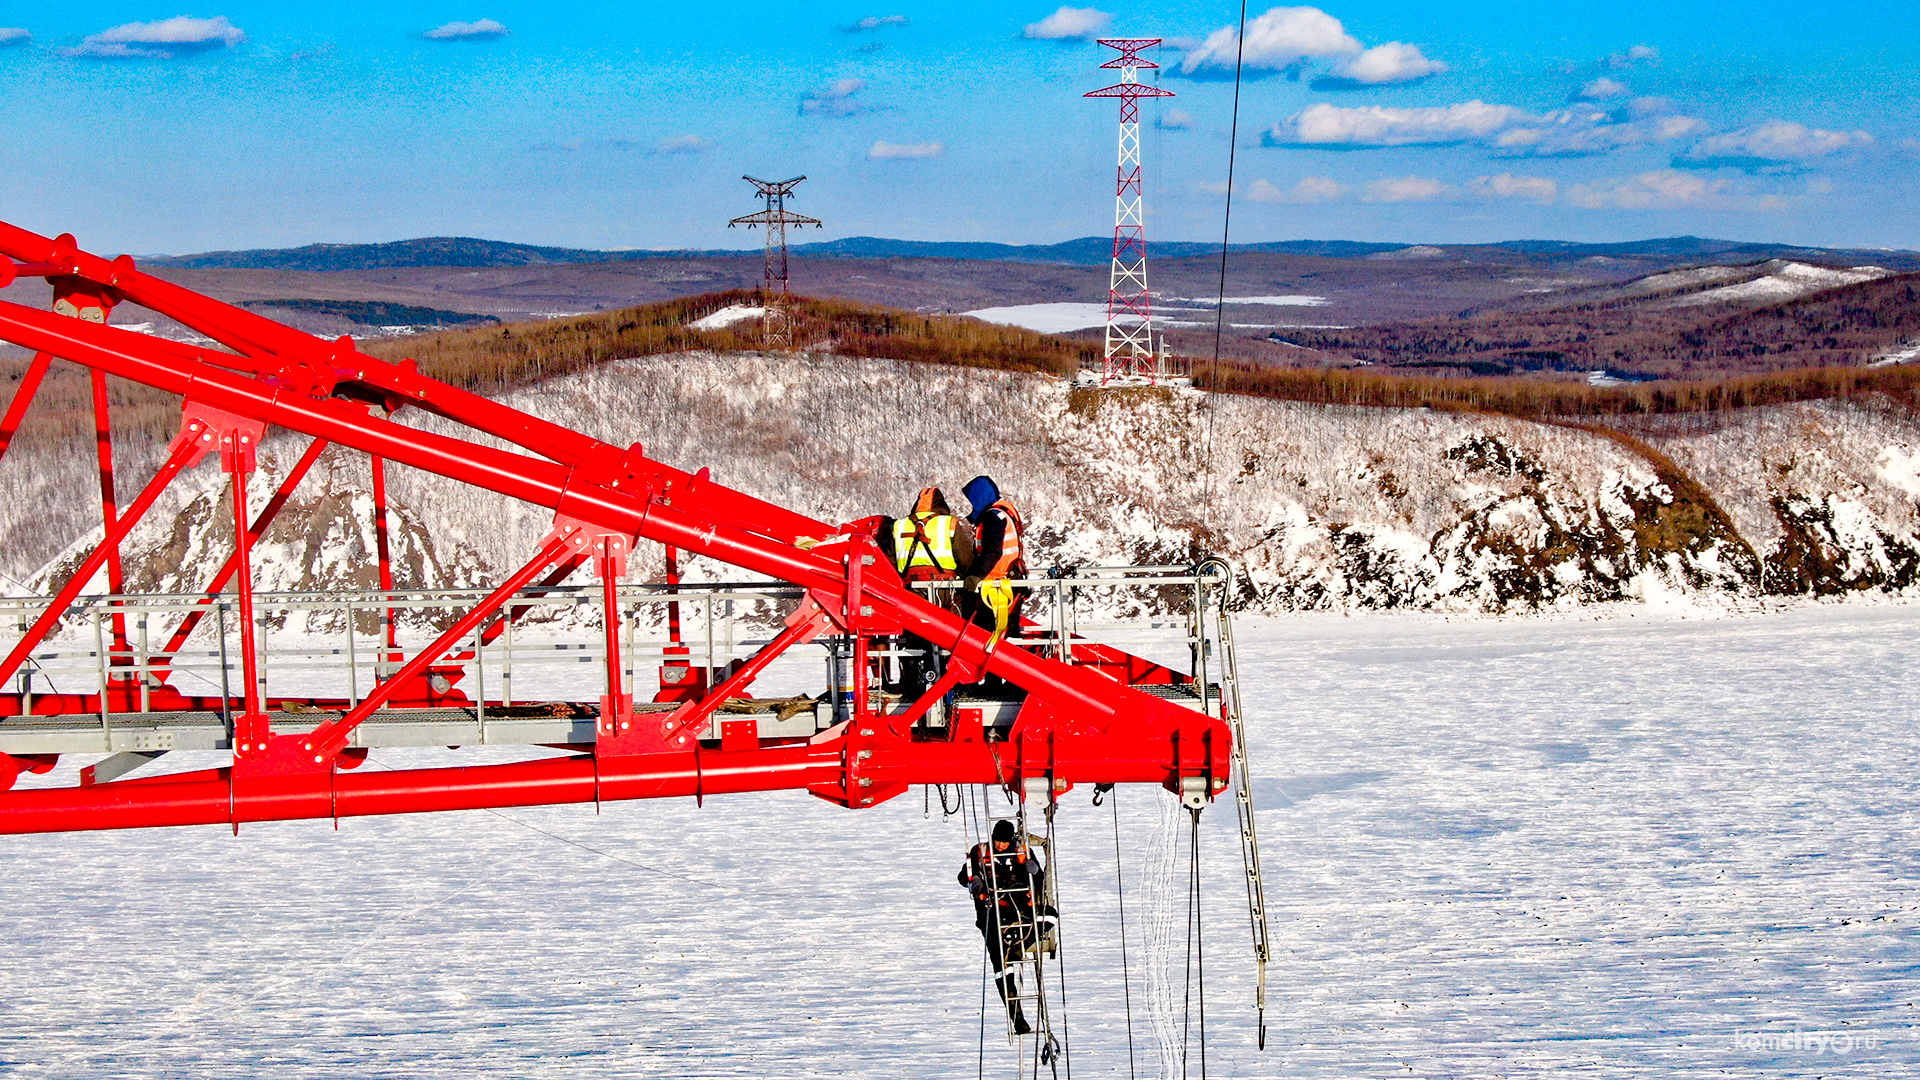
1664;261;1888;307
686;305;764;330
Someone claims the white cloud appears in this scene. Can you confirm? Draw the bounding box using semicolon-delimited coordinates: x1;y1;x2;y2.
869;140;943;159
1686;120;1873;164
1579;77;1629;100
801;78;868;117
850;15;908;31
424;18;508;41
1267;97;1703;158
1566;169;1728;209
1023;7;1111;41
1470;173;1558;203
1362;176;1450;202
1157;109;1195;130
1495;105;1702;155
1248;176;1345;203
1326;42;1446;85
652;135;710;155
0;28;29;46
63;16;244;59
1182;6;1359;73
1605;43;1660;69
1269;100;1527;147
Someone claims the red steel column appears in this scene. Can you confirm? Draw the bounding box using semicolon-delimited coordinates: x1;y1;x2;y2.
89;369;131;660
226;439;269;759
370;454;397;667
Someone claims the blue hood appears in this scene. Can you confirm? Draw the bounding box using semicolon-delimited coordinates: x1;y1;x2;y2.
961;475;999;524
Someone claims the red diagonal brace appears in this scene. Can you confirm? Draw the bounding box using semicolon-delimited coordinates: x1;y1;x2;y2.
547;514;637;752
0;351;52;466
479;552;586;647
240;530;578;774
0;412;212;687
648;597;833;752
150;436;329;669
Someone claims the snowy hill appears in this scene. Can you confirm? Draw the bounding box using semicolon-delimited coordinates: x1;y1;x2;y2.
1661;260;1890;307
13;350;1920;615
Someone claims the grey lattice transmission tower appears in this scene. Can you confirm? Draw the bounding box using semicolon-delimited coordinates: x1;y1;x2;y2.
728;175;822;345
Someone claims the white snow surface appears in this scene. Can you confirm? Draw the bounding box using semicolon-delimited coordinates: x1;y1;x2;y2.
2;603;1913;1075
1160;295;1332;307
687;305;766;330
1665;262;1888;307
1215;295;1330;306
963;303;1138;332
1869;340;1920;368
1624;264;1749;294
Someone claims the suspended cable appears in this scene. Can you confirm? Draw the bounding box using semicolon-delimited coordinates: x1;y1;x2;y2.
1194;809;1208;1080
1181;808;1196;1080
1111;788;1138;1080
1201;0;1251;532
1177;807;1212;1080
968;784;987;1080
978;948;989;1080
1048;803;1073;1080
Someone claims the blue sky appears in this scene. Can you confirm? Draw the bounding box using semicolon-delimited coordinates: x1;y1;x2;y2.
2;3;1917;254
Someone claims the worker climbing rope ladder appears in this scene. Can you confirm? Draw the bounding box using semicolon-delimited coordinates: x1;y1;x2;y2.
959;818;1058;1035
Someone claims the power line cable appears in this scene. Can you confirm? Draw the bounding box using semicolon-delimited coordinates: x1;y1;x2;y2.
1201;0;1251;533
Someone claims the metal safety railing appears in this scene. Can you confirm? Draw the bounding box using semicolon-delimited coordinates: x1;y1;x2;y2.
1;564;1240;722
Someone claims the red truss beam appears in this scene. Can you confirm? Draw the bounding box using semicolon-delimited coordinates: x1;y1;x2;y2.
0;222;1233;834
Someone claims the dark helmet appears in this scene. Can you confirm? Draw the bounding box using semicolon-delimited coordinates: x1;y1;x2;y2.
991;818;1017;844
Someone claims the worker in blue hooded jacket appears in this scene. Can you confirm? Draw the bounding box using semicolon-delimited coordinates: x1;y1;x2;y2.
959;475;1029;646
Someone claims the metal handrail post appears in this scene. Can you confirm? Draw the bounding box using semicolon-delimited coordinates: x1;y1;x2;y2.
473;625;486;738
92;606;109;733
502;614;513;707
216;600;232;737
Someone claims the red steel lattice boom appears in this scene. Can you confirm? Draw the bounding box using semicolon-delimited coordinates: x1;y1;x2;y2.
0;221;1234;834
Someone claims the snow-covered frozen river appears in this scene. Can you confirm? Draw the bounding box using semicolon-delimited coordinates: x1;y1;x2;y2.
0;603;1914;1077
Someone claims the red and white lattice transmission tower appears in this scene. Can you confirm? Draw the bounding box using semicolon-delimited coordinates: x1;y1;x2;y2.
1085;39;1176;385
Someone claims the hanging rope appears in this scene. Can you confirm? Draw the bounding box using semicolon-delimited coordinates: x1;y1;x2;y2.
1047;801;1073;1080
1194;809;1208;1080
1180;807;1209;1080
1181;808;1195;1080
1143;790;1184;1078
1108;786;1138;1080
967;784;987;1080
1201;0;1251;533
978;947;989;1080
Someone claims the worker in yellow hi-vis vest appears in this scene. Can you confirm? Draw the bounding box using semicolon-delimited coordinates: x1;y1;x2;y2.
882;487;975;697
959;475;1029;649
886;487;975;605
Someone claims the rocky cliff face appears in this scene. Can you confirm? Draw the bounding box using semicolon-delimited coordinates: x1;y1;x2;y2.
12;351;1920;614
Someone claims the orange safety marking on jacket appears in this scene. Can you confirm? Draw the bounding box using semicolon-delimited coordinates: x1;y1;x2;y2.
981;499;1025;581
